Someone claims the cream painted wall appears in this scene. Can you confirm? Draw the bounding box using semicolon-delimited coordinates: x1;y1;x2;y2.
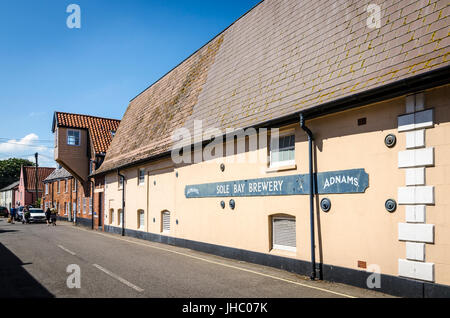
103;84;450;286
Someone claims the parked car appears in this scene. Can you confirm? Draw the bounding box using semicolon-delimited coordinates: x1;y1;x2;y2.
28;209;46;223
0;206;8;217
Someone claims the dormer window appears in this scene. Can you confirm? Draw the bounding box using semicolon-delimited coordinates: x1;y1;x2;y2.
67;130;80;146
111;131;116;138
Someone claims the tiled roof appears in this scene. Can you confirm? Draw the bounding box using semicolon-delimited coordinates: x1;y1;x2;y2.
98;0;450;174
23;167;55;191
0;181;19;192
44;167;72;182
54;112;120;154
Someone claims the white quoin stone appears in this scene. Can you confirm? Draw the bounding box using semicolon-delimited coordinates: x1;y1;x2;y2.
398;259;434;282
406;242;425;261
398;223;434;243
398;148;434;168
398;186;434;205
405;205;426;223
398;109;433;132
405;167;426;186
406;130;425;149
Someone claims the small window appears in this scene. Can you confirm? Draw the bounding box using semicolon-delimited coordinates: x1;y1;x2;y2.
45;183;48;195
67;130;80;146
110;209;114;225
138;169;145;186
138;210;145;230
73;202;77;214
118;209;123;226
64;202;68;215
65;179;68;193
72;180;77;192
118;176;124;189
111;131;116;138
89;198;92;215
162;211;170;233
270;133;295;168
83;198;86;214
57;181;60;193
272;216;296;252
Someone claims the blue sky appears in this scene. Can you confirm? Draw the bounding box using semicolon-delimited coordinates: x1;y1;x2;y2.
0;0;260;167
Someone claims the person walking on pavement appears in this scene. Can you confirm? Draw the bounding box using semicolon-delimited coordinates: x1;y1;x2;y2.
9;208;15;224
22;206;30;224
50;207;57;226
45;207;51;226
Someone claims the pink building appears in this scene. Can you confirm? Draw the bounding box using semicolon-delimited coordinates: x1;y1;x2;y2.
15;166;55;208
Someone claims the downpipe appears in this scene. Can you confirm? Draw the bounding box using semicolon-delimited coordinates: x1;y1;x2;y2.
300;113;317;281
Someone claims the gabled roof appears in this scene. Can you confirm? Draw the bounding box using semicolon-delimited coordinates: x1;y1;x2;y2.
0;181;19;192
22;166;55;191
97;0;450;174
44;167;72;182
52;112;120;154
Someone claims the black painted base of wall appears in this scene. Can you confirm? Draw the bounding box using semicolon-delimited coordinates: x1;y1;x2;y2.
58;216;92;228
102;225;450;298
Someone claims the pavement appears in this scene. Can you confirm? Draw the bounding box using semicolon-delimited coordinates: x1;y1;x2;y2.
0;217;394;298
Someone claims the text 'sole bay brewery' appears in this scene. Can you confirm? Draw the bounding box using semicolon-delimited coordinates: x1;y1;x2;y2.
93;0;450;297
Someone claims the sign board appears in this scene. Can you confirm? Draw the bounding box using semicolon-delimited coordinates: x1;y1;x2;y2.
185;169;369;198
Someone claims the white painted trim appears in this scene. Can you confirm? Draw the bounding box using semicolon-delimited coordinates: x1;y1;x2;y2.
398;148;434;168
405;130;425;149
405;167;425;186
405;205;426;223
398;186;434;205
406;242;425;262
398;223;434;243
398;259;434;282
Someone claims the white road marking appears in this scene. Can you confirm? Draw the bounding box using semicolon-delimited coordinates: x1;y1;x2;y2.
93;264;144;293
72;226;355;298
58;245;76;256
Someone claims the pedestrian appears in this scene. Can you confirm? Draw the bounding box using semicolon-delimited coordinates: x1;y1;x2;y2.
9;208;15;224
22;206;30;224
45;207;51;226
50;207;57;226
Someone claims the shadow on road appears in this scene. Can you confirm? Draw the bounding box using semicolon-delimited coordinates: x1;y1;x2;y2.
0;243;54;298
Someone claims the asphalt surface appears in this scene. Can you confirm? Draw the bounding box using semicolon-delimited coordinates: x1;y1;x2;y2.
0;217;393;298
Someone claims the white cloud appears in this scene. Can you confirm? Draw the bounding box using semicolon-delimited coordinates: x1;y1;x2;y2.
0;133;56;167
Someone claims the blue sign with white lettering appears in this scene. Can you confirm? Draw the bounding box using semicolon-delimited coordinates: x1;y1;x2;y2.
185;169;369;198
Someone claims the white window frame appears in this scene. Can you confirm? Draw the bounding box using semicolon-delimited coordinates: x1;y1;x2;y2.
65;179;68;193
162;211;170;233
269;130;296;168
138;210;145;230
45;183;48;195
272;216;297;253
89;197;92;215
67;129;80;146
73;180;77;192
138;169;145;186
57;181;60;193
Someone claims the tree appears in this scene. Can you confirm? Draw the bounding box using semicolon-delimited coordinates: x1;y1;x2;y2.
0;158;34;189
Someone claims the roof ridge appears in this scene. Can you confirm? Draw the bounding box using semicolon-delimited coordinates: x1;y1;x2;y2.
55;111;121;122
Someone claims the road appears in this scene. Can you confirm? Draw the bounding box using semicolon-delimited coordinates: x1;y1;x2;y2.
0;218;392;298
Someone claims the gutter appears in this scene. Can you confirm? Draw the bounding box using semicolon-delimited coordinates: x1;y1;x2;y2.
91;66;450;178
300;113;317;281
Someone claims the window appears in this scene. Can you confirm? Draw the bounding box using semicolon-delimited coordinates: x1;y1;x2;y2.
118;209;123;226
270;133;295;168
67;130;80;146
57;181;60;193
138;210;145;230
110;209;114;225
65;179;68;193
73;202;77;214
162;211;170;233
111;131;116;138
83;198;86;214
138;169;145;186
72;180;77;192
45;183;48;195
272;216;296;252
64;202;68;215
56;202;60;214
89;198;92;215
118;176;124;189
